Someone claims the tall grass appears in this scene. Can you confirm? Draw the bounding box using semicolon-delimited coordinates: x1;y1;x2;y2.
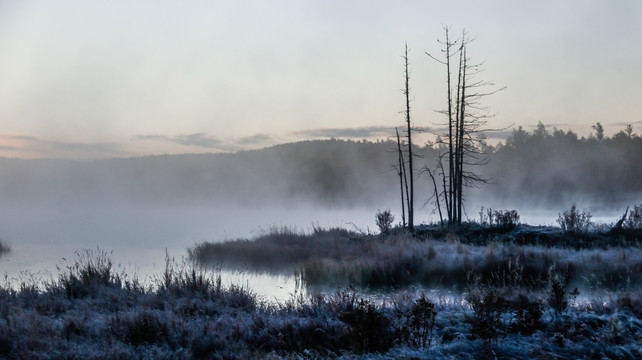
0;248;640;359
191;227;642;290
0;250;642;359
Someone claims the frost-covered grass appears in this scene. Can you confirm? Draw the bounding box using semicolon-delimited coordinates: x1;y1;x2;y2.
191;227;642;290
0;249;641;359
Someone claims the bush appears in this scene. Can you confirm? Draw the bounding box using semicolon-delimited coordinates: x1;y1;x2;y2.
507;293;544;334
493;209;520;229
375;209;394;234
546;268;579;324
557;204;592;233
403;293;437;348
478;208;519;229
339;298;393;353
467;286;506;346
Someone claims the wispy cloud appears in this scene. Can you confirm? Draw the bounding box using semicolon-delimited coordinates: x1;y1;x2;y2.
611;120;642;126
134;133;229;150
133;132;276;153
293;126;397;139
236;133;273;145
0;133;126;159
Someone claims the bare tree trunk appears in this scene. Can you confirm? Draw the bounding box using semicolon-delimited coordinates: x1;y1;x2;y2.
402;145;410;225
428;28;503;228
403;42;414;231
438;154;450;225
452;39;465;227
395;127;406;227
426;166;443;227
456;47;467;225
444;28;455;228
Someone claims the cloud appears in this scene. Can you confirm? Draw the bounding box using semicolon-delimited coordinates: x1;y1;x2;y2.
0;133;127;159
134;132;278;152
173;133;225;149
135;133;223;148
611;120;642;126
134;133;242;152
293;126;397;139
236;133;273;145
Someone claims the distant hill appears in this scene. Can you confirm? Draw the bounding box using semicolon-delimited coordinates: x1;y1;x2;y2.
0;140;418;207
1;130;640;211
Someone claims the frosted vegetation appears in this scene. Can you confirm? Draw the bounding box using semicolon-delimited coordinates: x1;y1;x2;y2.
192;206;642;291
0;248;640;359
183;205;641;358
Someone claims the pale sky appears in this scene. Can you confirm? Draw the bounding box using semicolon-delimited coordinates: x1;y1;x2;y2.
0;0;640;159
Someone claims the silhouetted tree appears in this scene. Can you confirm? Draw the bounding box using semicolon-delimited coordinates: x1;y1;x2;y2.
428;28;504;227
402;42;416;231
592;122;604;141
394;127;407;227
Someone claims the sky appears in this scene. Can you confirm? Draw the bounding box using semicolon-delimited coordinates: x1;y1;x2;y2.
0;0;640;159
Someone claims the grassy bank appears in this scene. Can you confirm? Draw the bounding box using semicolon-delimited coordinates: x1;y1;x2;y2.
1;249;640;359
190;226;641;290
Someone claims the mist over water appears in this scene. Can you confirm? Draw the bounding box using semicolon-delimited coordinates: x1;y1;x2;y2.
0;192;625;298
0;198;376;294
1;135;640;299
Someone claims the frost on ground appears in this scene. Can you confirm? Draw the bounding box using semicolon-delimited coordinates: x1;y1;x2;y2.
0;249;640;359
191;226;642;290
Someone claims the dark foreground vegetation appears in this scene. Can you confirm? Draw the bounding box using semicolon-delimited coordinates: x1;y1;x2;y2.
1;249;641;359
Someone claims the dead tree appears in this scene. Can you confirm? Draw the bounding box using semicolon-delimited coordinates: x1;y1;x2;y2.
402;42;415;231
395;127;407;227
427;28;504;227
422;164;444;226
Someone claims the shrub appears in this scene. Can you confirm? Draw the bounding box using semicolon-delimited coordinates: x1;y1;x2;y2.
466;275;507;346
507;293;544;334
546;268;579;323
557;204;592;233
478;206;492;226
404;293;437;348
467;287;506;346
493;210;520;229
339;298;393;353
375;209;394;234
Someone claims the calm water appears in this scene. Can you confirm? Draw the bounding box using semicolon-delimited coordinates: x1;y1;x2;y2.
0;201;374;299
0;200;621;300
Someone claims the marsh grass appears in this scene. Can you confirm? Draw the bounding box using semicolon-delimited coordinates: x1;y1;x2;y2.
0;249;640;359
189;226;361;274
191;226;641;291
45;248;125;299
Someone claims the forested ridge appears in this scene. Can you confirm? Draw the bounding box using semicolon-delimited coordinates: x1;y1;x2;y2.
0;123;639;209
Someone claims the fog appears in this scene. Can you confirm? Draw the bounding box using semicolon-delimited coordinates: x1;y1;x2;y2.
1;132;640;294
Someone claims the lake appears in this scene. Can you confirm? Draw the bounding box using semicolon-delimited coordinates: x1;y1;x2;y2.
0;199;621;300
